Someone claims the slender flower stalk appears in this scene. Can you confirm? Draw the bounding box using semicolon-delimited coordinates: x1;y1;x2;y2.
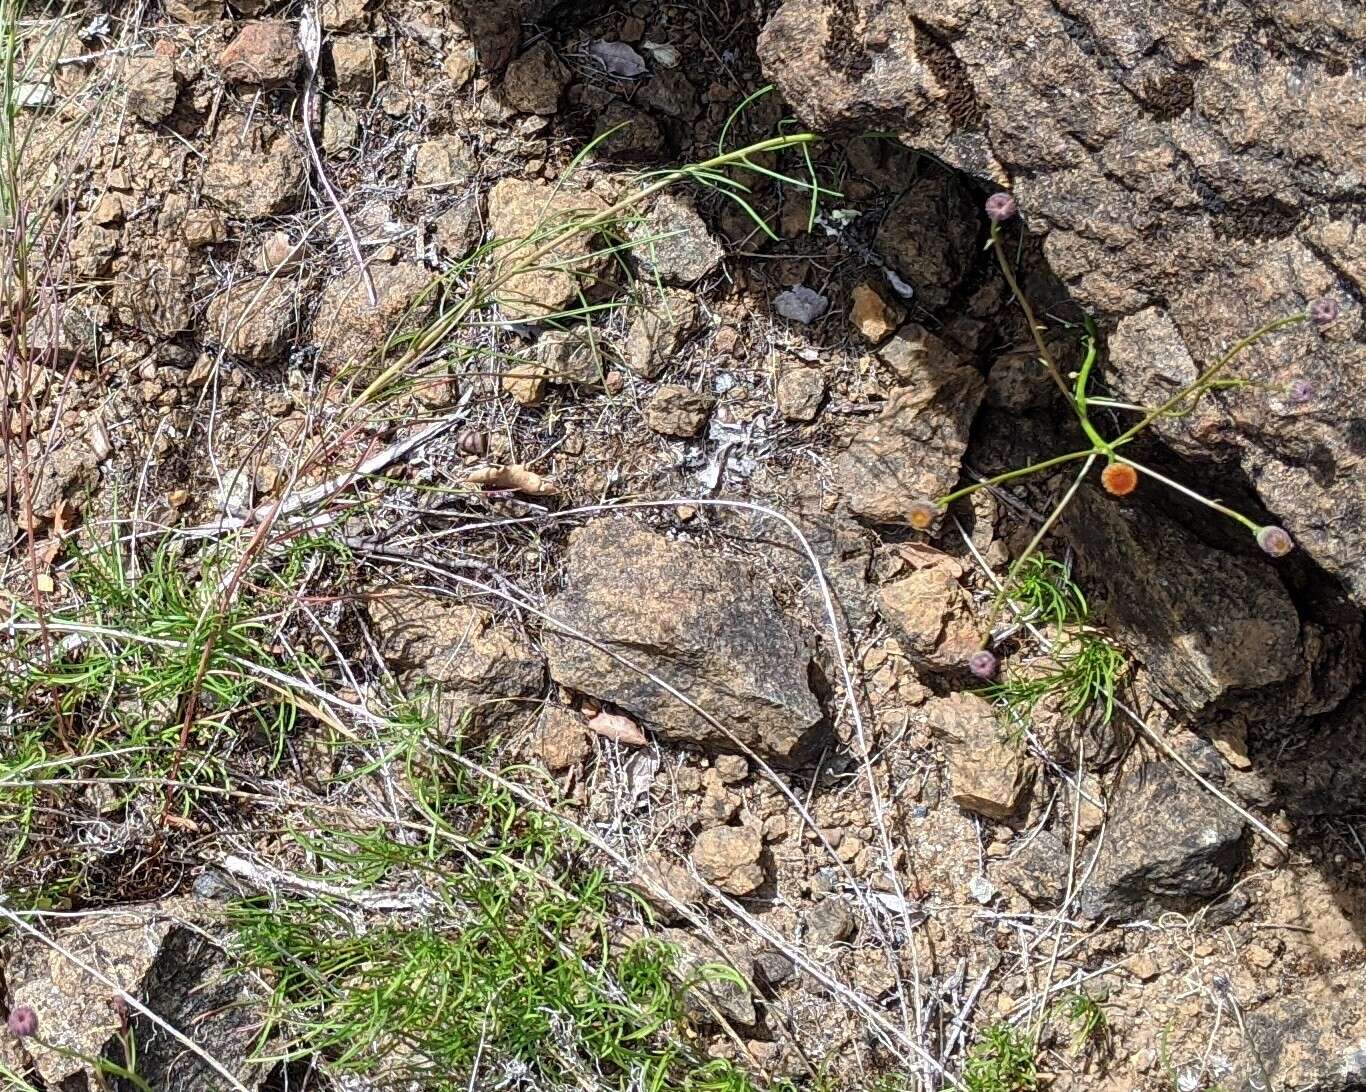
1113;314;1306;446
986;221;1072;402
935;449;1095;509
1110;456;1261;533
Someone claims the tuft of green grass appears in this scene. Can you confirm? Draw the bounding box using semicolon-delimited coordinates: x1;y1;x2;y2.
1009;555;1087;630
978;551;1127;730
985;631;1127;728
1052;990;1111;1057
963;1022;1039;1092
0;525;323;905
229;712;764;1092
9;529;305;756
232;895;678;1087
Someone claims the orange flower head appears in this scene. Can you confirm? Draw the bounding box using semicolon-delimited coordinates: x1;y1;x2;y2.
1100;463;1138;496
908;501;940;530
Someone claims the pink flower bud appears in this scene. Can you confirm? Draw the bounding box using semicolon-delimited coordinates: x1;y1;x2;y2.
1256;525;1294;557
1307;298;1339;327
985;192;1018;223
968;649;999;679
7;1006;37;1039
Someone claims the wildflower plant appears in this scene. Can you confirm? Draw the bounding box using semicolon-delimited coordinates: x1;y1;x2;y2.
931;192;1339;665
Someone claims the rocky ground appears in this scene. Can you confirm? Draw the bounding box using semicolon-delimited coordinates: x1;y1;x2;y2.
1;2;1364;1091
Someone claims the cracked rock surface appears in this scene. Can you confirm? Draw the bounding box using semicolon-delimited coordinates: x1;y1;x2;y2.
759;0;1366;600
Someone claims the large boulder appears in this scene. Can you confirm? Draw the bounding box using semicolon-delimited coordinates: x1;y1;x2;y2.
759;0;1366;601
544;519;826;764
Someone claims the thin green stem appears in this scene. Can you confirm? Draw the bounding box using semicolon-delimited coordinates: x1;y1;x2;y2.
1115;314;1305;444
1071;329;1112;456
937;448;1095;508
1114;455;1260;533
989;222;1071;401
984;454;1098;635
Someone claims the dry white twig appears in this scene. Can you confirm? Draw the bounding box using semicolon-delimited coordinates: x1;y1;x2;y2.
298;8;376;305
217;853;429;912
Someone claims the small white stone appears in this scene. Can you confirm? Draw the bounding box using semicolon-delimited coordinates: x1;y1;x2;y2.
968;874;997;905
585;40;647;77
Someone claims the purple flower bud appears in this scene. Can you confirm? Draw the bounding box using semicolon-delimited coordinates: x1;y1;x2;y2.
1288;378;1313;404
968;649;999;680
984;192;1018;223
1256;525;1294;557
7;1006;38;1039
1307;297;1339;327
